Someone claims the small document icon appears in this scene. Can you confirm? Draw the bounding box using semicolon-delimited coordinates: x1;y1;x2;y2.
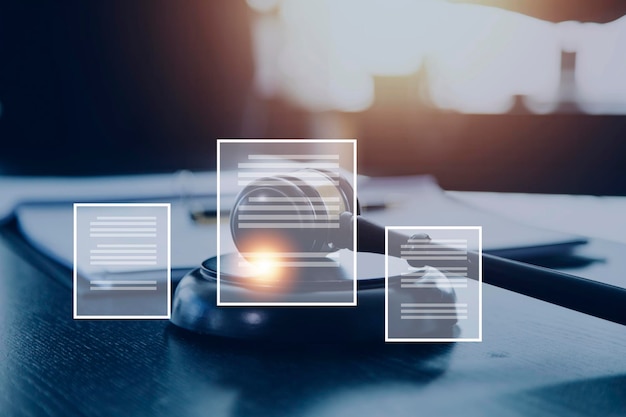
73;203;171;319
385;226;482;342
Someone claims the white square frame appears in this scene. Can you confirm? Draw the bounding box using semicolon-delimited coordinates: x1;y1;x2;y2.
385;225;482;342
216;139;358;306
73;203;171;319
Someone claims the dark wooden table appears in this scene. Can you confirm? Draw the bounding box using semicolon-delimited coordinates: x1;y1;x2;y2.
1;226;625;417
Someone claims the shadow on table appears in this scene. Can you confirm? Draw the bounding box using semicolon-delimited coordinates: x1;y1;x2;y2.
498;374;626;417
164;325;456;417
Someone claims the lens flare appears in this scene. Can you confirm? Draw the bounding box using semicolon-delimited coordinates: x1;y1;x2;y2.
237;235;297;293
247;250;283;286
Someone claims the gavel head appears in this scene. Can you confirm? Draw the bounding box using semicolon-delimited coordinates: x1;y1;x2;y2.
230;169;357;258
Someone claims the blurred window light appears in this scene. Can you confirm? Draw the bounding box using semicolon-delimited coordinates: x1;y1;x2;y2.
250;14;284;98
248;0;626;114
277;0;374;111
575;16;626;114
329;0;438;76
426;4;561;114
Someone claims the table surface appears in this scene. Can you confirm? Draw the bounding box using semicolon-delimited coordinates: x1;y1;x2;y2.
1;193;626;417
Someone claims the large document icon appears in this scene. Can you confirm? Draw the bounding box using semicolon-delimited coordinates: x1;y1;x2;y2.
217;139;357;306
385;226;482;342
73;203;171;319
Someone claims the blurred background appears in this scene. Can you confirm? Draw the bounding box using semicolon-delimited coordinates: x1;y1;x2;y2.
1;0;625;194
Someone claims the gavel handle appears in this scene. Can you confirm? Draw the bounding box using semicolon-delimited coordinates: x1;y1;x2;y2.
352;215;626;326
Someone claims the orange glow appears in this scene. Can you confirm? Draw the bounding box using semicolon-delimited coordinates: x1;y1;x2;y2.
244;250;286;288
236;235;297;293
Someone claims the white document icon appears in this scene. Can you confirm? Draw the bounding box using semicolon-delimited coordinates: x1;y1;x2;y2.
385;226;482;342
217;139;357;306
73;203;171;319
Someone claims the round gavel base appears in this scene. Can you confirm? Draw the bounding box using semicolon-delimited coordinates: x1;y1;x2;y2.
171;252;458;342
